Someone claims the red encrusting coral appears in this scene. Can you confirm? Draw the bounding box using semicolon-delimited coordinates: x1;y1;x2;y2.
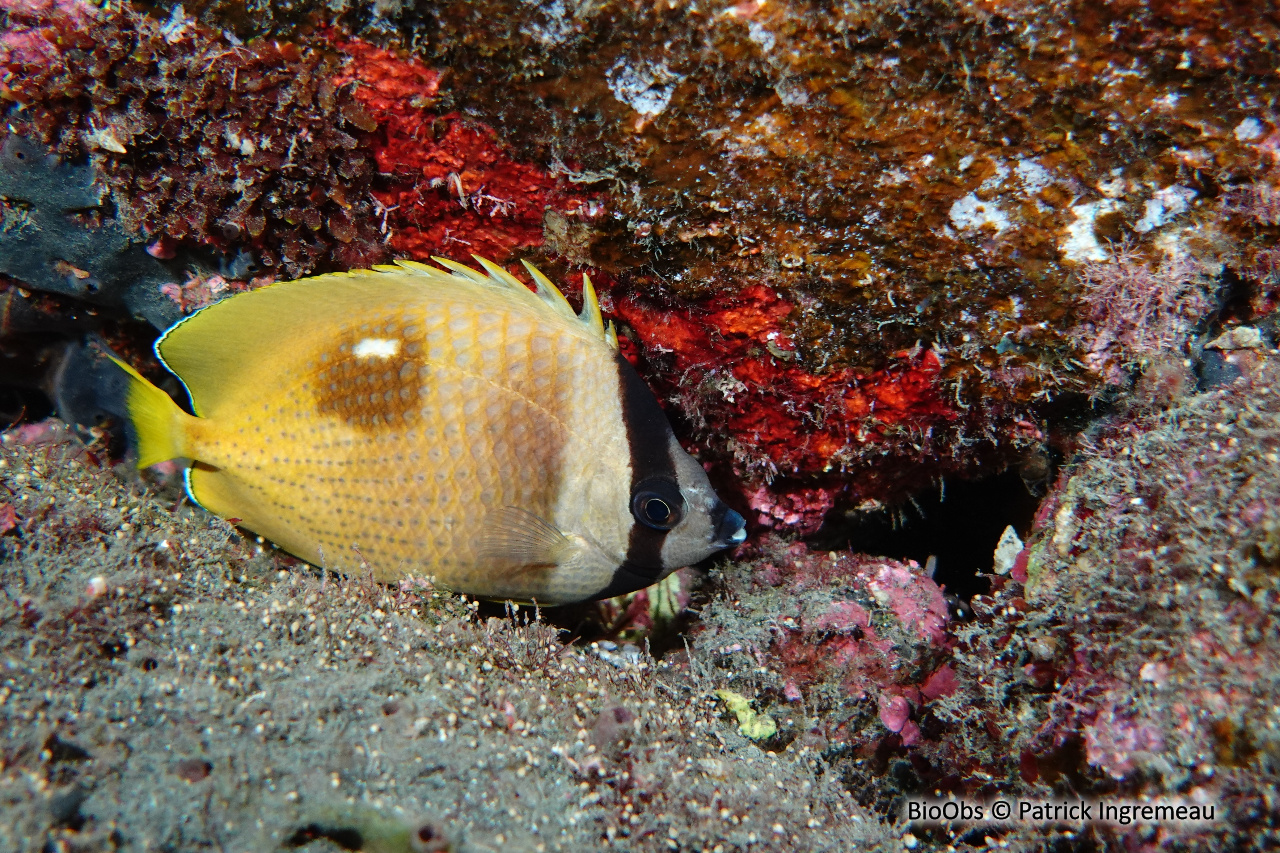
745;484;837;538
1;5;599;293
613;282;961;523
332;37;596;265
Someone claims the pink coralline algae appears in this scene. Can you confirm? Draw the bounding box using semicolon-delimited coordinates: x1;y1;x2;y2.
745;484;837;538
877;693;919;747
809;599;873;634
158;271;267;315
698;535;957;754
1;418;98;466
1084;704;1168;781
920;663;959;702
867;560;950;646
0;0;93;70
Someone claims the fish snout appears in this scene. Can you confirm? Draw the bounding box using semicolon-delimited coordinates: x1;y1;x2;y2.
710;503;747;549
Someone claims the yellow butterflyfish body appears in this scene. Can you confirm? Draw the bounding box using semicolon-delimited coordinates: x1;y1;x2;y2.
114;257;746;605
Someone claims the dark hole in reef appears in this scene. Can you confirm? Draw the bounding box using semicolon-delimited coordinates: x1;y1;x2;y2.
1192;268;1267;392
48;785;88;831
285;825;363;850
43;734;91;764
819;469;1041;603
0;386;53;427
1207;267;1256;329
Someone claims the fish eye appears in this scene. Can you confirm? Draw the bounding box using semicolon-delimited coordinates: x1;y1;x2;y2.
630;478;685;531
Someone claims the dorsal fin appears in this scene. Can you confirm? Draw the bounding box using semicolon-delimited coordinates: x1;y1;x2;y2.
387;255;617;351
154;256;619;418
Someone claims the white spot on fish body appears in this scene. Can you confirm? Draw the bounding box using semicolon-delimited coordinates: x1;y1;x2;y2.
352;337;401;359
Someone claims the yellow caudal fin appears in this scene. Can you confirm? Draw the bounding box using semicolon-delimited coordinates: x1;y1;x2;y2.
108;357;192;469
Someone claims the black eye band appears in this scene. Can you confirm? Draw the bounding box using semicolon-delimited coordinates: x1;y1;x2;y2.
631;477;685;531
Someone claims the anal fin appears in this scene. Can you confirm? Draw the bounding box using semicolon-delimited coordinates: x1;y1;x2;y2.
185;463;239;516
185;464;291;552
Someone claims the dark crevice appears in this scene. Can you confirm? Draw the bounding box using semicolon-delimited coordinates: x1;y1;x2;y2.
822;468;1042;602
285;825;364;850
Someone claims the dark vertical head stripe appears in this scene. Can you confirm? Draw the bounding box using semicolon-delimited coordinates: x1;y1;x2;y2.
615;353;679;476
595;353;679;598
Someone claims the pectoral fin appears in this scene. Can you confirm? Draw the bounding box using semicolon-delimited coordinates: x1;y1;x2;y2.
476;507;576;569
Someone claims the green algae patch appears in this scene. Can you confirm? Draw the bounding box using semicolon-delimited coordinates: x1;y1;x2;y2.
715;689;778;741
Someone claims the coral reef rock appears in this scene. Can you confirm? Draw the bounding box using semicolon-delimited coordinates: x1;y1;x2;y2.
6;0;1277;518
931;350;1280;850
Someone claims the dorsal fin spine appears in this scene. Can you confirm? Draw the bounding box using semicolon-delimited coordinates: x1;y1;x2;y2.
520;260;577;319
383;255;615;348
430;256;490;284
470;256;545;312
393;259;437;274
473;256;518;285
579;272;606;338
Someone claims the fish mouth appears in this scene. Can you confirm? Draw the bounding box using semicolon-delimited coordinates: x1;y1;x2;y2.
710;503;748;549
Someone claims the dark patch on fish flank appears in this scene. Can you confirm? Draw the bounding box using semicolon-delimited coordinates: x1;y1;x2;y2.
313;319;427;433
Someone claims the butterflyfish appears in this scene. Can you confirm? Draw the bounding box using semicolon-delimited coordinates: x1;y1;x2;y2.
112;257;747;604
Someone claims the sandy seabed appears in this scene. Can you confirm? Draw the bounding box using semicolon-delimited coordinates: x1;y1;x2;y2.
0;430;893;853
